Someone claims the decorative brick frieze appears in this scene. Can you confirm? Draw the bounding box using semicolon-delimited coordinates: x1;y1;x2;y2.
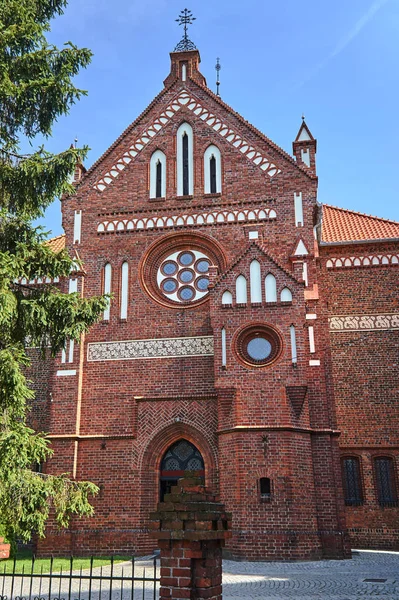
87;336;214;362
93;90;281;192
97;205;276;234
329;314;399;332
326;254;399;269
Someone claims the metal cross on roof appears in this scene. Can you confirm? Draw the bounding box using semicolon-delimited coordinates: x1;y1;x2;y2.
174;8;197;52
215;57;221;96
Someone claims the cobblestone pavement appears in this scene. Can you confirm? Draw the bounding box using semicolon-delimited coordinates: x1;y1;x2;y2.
1;550;398;599
222;550;399;599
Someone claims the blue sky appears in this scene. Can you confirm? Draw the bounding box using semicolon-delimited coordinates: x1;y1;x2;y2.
38;0;399;237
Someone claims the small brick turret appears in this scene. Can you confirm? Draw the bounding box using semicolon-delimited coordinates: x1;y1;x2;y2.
150;473;231;600
293;119;317;174
164;49;207;88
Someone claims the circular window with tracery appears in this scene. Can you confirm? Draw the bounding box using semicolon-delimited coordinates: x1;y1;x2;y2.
157;250;211;304
139;233;226;309
235;324;283;368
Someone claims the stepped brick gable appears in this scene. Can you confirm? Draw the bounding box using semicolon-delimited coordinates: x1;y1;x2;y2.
31;42;399;560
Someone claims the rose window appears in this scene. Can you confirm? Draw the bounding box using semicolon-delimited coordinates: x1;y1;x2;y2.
157;250;211;304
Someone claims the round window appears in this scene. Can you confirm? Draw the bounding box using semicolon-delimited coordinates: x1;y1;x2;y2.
156;249;213;305
139;233;226;309
161;261;178;276
178;251;195;266
235;324;282;368
162;279;178;294
247;337;272;361
178;269;195;284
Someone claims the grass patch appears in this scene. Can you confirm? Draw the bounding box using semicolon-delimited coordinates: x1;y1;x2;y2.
0;550;129;574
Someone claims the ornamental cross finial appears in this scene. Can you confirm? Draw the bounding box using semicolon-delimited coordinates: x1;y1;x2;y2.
174;8;197;52
215;57;221;96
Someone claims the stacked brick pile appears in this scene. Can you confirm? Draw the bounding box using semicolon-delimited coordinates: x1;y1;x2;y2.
150;473;231;600
0;538;10;560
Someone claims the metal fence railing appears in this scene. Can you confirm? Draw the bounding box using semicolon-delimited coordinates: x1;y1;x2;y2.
0;556;159;600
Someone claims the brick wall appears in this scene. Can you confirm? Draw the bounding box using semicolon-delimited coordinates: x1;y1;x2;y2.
320;243;399;549
30;50;395;559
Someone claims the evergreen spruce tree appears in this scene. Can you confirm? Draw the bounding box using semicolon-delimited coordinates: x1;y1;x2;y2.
0;0;108;543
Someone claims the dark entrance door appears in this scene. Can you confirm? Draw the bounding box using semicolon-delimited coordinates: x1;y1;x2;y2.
160;439;205;501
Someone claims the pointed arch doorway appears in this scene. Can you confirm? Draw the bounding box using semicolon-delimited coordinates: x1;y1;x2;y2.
160;439;205;501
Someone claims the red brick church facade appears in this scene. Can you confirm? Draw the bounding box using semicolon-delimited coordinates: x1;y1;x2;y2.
30;44;399;560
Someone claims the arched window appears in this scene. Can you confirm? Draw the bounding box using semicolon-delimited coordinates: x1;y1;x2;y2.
204;145;221;194
156;161;162;197
222;290;233;305
342;457;363;506
265;273;277;303
280;287;293;302
236;275;248;304
120;262;129;319
250;260;262;303
374;457;398;507
177;123;193;196
160;440;204;501
150;150;166;198
210;156;216;192
103;263;112;320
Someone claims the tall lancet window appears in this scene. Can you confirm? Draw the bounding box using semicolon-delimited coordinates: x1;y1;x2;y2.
183;133;189;195
150;150;166;198
210;156;216;193
177;123;193;196
156;161;162;198
204;145;221;194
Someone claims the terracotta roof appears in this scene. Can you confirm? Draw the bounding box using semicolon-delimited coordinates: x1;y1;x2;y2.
321;205;399;244
45;234;66;253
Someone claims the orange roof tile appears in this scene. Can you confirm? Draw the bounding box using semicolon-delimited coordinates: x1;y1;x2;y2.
321;205;399;244
45;234;66;253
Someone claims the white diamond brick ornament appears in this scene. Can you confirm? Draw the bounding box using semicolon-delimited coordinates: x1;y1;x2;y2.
93;90;281;192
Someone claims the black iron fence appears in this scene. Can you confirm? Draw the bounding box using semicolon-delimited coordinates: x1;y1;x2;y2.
0;556;159;600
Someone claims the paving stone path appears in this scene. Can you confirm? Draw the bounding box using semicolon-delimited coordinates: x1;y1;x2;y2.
1;550;398;599
222;550;399;599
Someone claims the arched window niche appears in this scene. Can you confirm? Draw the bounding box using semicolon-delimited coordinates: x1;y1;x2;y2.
204;145;222;194
150;150;166;199
222;290;233;305
280;287;293;302
120;261;129;319
265;273;277;303
103;263;112;321
236;275;248;304
250;260;262;303
177;123;194;196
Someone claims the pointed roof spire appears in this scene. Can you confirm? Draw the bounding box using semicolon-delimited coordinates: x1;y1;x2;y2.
293;117;317;172
295;118;315;142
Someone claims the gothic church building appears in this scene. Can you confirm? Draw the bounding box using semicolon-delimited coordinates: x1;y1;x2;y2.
31;38;399;560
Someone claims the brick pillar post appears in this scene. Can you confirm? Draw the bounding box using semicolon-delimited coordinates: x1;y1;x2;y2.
150;473;231;600
0;537;10;559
